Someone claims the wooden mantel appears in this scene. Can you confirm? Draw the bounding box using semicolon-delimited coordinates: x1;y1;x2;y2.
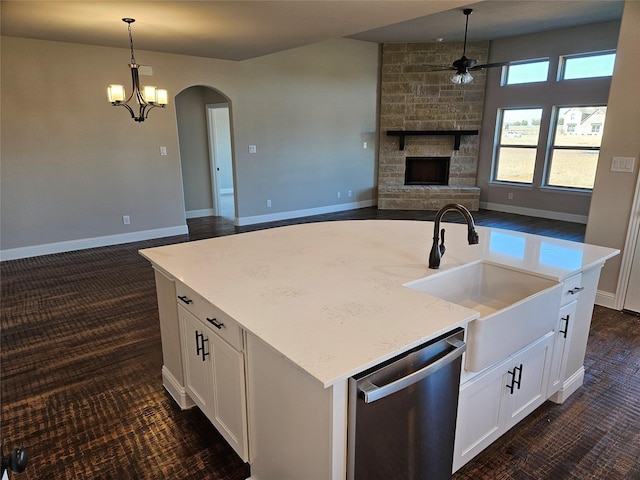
387;130;479;151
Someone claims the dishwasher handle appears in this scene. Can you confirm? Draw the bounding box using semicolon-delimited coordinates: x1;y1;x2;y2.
359;337;466;404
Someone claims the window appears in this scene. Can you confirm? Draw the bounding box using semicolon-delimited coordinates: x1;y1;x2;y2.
546;106;607;189
502;59;549;85
493;108;543;184
559;51;616;80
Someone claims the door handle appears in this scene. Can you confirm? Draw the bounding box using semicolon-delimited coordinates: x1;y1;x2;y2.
507;364;523;394
195;331;209;361
559;314;570;338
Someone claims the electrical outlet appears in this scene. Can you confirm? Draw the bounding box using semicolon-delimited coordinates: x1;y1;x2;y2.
122;215;131;225
337;192;341;199
507;192;513;200
348;190;352;197
266;199;272;208
363;142;367;149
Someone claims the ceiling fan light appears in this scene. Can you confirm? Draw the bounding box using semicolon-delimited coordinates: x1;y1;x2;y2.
462;71;474;84
450;73;462;84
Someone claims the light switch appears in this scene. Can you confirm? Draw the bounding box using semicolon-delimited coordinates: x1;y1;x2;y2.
611;156;635;172
159;146;167;156
249;145;257;154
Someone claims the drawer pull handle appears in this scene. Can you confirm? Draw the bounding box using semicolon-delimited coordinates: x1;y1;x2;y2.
506;364;523;395
568;287;584;295
178;295;193;304
560;314;570;338
207;317;224;329
195;331;209;361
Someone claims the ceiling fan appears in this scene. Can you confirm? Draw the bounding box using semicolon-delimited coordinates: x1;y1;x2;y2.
428;8;509;84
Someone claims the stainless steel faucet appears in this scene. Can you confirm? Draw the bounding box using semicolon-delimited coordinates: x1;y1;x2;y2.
429;204;479;269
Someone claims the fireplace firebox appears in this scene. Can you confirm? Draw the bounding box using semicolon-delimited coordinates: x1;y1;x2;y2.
404;157;450;185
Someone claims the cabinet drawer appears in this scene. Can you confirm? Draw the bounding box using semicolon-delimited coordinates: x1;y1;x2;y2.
560;273;583;306
176;282;243;351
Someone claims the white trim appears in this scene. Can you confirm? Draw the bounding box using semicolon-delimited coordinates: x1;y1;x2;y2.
595;289;617;309
548;366;585;404
0;225;188;261
236;200;377;227
162;366;196;410
614;168;640;310
220;188;234;195
186;208;216;219
480;201;588;224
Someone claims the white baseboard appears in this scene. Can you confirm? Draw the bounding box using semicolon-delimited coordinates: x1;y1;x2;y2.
186;208;216;219
236;199;377;226
0;225;188;261
162;366;196;410
548;367;585;404
595;290;617;309
480;202;588;224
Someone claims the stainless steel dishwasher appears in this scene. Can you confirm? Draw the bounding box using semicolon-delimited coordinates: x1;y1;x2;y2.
347;328;465;480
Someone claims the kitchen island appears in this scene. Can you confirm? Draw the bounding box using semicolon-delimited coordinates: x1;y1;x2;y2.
139;220;618;479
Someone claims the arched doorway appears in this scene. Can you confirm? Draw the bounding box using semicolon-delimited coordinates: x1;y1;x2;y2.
175;86;235;221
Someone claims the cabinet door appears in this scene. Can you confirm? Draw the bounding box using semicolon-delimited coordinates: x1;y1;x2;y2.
453;359;509;472
178;306;212;415
548;301;577;395
506;332;553;428
210;332;248;461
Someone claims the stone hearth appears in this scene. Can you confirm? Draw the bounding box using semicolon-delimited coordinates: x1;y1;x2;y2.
377;41;489;211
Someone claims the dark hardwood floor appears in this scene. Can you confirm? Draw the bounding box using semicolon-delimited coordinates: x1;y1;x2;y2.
2;207;638;479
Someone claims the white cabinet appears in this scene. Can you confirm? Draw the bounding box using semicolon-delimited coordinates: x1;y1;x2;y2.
547;300;577;396
176;284;249;462
453;332;553;472
179;306;214;412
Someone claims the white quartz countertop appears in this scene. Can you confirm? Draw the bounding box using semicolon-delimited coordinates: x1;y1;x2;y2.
139;220;618;388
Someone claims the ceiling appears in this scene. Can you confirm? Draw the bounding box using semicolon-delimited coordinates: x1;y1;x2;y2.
0;0;624;61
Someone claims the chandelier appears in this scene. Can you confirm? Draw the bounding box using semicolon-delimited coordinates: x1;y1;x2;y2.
107;18;167;122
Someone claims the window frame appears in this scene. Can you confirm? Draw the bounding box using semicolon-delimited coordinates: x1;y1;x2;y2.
557;50;616;81
543;104;607;191
500;58;550;86
491;107;544;186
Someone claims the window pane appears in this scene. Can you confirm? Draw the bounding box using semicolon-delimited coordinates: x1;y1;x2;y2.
562;52;615;80
500;108;543;146
495;147;536;183
504;60;549;85
548;106;606;189
554;107;607;147
547;150;599;189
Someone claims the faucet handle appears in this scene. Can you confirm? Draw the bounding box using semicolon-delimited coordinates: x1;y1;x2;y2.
439;228;446;255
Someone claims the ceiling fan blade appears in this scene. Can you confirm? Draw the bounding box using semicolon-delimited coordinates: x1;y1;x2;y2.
469;61;511;71
425;67;457;72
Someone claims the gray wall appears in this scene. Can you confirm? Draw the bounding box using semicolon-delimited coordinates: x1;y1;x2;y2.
477;21;620;221
1;36;379;255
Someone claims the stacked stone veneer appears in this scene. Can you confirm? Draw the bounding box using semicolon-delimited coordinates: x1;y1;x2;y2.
378;41;489;211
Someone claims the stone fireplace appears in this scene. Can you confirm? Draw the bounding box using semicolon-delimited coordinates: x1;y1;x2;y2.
377;41;489;211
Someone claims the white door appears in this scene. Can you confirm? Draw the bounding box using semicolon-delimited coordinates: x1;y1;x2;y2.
206;104;235;219
623;223;640;313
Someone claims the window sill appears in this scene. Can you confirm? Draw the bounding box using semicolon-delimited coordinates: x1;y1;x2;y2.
539;186;592;196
